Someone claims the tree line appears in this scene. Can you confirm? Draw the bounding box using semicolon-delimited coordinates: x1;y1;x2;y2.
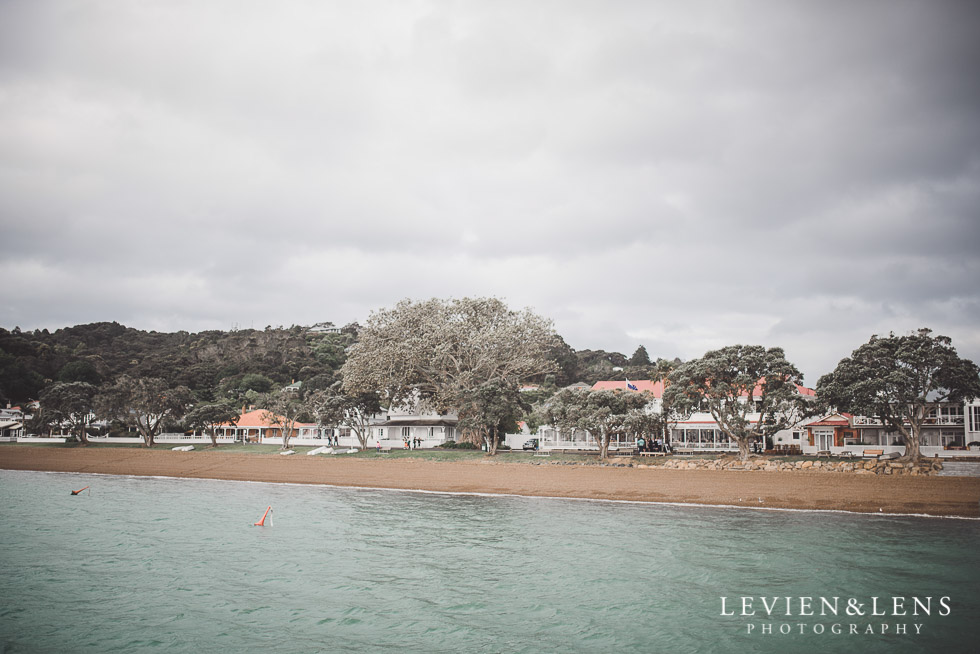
5;301;979;464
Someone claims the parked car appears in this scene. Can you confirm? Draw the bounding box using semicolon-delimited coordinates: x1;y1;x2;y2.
522;438;539;451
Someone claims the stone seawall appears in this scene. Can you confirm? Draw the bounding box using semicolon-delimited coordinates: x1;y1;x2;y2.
644;457;943;476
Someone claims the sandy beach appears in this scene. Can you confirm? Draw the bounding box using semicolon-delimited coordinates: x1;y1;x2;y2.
2;446;979;518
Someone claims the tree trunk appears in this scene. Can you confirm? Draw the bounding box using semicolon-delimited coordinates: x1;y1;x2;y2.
598;435;609;460
487;428;499;456
355;425;369;450
209;429;218;447
736;437;751;461
901;431;922;463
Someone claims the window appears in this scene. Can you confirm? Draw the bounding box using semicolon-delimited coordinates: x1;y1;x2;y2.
939;405;964;424
401;427;411;438
970;405;980;433
941;430;962;447
378;428;385;438
445;427;455;440
792;431;801;441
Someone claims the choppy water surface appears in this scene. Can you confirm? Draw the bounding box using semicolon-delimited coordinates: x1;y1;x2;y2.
1;470;977;653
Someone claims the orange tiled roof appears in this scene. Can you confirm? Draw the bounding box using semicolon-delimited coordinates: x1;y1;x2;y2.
221;409;314;429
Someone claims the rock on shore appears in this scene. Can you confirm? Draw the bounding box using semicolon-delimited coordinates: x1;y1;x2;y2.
647;457;943;476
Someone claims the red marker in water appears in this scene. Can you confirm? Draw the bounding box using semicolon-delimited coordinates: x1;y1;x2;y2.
253;506;272;526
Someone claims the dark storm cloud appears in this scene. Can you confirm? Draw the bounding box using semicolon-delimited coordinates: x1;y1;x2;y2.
1;0;978;381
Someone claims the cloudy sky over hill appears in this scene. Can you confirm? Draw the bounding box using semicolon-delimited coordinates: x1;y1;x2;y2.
1;0;978;382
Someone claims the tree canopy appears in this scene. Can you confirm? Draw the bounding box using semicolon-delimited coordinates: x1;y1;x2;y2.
96;376;194;447
342;298;557;453
629;345;651;367
184;400;241;447
543;387;651;458
305;383;382;450
816;328;980;462
258;389;310;450
664;345;809;460
456;380;529;455
39;381;98;444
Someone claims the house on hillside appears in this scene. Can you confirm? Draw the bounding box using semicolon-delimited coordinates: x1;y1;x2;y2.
308;322;341;334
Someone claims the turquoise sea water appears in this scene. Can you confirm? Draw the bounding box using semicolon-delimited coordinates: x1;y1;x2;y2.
0;470;978;653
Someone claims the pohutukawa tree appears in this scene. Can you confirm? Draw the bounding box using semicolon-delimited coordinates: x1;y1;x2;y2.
664;345;810;461
259;389;308;450
96;376;194;447
184;400;241;447
342;297;557;455
817;328;980;463
39;381;99;444
543;387;651;459
305;383;382;450
456;380;529;455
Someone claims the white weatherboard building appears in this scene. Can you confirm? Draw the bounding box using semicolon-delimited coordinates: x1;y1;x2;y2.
370;402;458;450
533;379;980;458
535;380;809;453
1;406;25;441
803;399;980;458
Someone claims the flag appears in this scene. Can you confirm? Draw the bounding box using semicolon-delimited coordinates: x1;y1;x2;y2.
626;378;638;391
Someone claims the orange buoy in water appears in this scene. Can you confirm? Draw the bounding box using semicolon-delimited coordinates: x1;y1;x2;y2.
70;486;90;496
253;506;272;526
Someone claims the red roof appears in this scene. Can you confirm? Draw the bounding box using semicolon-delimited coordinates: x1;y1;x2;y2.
591;380;665;397
805;413;853;427
222;409;314;429
590;379;814;398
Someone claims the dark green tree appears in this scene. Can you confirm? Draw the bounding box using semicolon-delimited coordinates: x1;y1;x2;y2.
456;380;529;455
57;360;103;385
96;376;194;447
184;401;241;447
39;382;98;444
664;345;809;461
629;345;651;367
817;329;980;463
306;383;382;450
543;388;650;459
258;389;308;450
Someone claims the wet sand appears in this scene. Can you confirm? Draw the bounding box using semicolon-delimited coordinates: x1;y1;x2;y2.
2;446;979;517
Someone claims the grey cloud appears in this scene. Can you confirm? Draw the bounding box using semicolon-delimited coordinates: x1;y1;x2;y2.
2;0;979;381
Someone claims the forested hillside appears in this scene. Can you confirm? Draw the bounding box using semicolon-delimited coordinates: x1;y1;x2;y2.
0;322;661;405
0;322;357;404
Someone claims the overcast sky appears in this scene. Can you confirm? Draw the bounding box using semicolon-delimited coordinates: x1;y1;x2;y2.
1;0;978;382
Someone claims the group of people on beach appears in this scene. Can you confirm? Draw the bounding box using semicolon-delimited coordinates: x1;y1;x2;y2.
635;436;672;454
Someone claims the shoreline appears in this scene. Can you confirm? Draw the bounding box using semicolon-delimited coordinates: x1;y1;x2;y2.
3;447;979;518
